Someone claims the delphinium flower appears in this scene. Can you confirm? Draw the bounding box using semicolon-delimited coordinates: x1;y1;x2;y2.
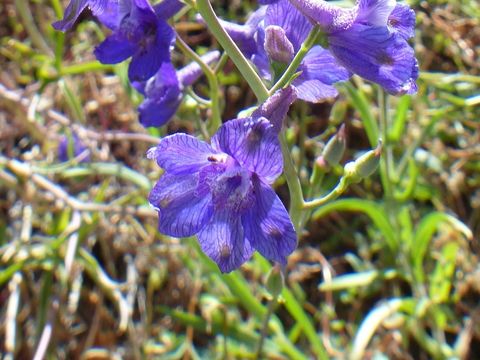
148;88;297;273
220;0;351;102
133;51;220;128
58;134;90;162
288;0;418;94
53;0;183;82
93;0;176;82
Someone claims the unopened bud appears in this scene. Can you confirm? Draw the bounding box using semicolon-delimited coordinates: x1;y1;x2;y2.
264;25;295;64
344;140;382;182
322;124;346;167
266;264;284;298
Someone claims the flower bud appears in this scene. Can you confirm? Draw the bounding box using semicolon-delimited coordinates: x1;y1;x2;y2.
322;124;346;167
264;25;295;64
265;264;284;298
344;140;382;182
252;86;297;132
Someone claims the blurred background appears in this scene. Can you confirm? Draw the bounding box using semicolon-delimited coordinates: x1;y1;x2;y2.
0;0;479;359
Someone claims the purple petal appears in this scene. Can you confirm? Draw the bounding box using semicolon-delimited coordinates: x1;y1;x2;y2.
94;33;137;64
128;19;175;82
356;0;396;27
219;19;259;58
197;211;254;273
259;0;278;4
177;51;221;87
292;45;350;102
252;27;272;80
139;61;181;127
388;3;416;40
53;0;89;31
251;86;297;131
149;173;213;237
147;133;219;175
299;46;351;85
212;118;283;183
265;0;312;51
96;0;120;29
264;25;295;64
243;177;296;264
329;24;418;95
293;79;339;102
288;0;357;32
153;0;184;20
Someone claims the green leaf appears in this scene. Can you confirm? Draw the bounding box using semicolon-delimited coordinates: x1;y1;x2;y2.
312;199;397;253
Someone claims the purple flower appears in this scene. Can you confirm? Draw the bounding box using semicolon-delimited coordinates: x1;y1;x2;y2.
288;0;418;95
93;0;175;82
58;135;90;162
53;0;183;31
147;89;297;273
52;0;114;31
134;51;220;128
222;0;350;102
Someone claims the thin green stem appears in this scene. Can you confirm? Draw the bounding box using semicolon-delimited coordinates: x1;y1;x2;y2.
176;36;222;134
14;0;53;56
196;0;269;102
269;26;323;95
254;295;278;359
303;177;348;210
279;131;304;232
378;90;393;199
60;62;114;76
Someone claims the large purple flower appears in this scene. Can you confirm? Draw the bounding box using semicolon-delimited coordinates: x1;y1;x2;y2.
134;51;220;128
94;0;175;82
288;0;418;95
148;89;297;273
221;0;350;102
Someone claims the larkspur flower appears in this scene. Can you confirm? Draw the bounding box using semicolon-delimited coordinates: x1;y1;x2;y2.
288;0;418;94
94;0;175;82
221;0;350;102
148;88;297;273
53;0;183;31
133;51;220;128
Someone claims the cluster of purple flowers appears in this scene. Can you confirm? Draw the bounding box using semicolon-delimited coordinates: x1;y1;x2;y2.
54;0;418;272
227;0;417;97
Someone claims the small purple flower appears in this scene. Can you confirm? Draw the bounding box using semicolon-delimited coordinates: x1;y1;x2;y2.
288;0;418;95
53;0;183;31
222;0;350;103
134;51;220;128
148;89;297;273
94;0;175;82
58;134;90;162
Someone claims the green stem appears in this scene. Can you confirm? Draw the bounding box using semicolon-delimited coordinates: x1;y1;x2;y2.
176;36;222;134
279;131;304;232
378;90;393;199
196;0;269;102
254;295;278;359
60;62;114;76
269;26;323;95
303;176;349;209
196;0;308;231
15;0;53;56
